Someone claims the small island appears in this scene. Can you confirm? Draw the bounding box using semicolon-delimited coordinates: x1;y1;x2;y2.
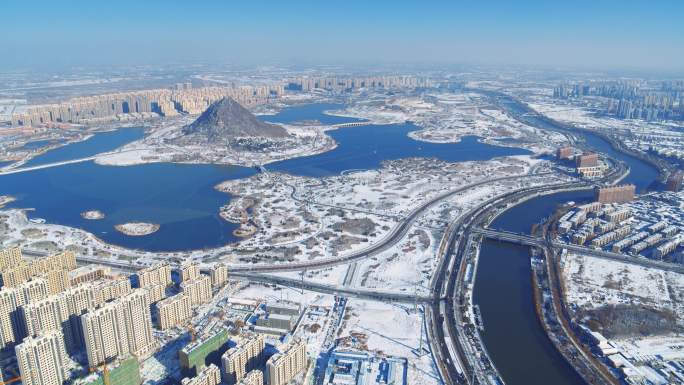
114;222;160;236
81;210;105;220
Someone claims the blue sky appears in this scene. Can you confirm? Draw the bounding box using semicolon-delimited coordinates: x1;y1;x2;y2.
2;0;683;72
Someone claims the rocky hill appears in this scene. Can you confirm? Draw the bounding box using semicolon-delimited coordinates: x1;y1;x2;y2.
181;97;287;141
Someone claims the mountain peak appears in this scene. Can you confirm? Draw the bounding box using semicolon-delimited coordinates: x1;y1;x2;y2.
182;97;287;141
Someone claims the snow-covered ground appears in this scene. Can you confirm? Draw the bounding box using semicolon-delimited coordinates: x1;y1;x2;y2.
525;94;684;163
344;92;568;154
337;299;440;385
561;252;684;317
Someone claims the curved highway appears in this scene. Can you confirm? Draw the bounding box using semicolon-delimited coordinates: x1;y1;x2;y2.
229;172;555;273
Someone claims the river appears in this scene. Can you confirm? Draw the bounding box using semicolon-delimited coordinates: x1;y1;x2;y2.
473;94;660;385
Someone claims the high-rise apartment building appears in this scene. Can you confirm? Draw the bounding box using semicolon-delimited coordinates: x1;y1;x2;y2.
181;364;222;385
0;250;76;288
210;264;229;288
0;278;49;347
81;289;154;368
20;297;68;345
237;370;263;385
135;262;172;288
265;339;307;385
143;283;166;305
180;275;212;306
180;262;201;283
41;269;71;295
91;276;132;304
16;331;69;385
556;146;573;160
154;293;192;330
576;153;599;168
20;284;98;353
666;170;683;192
595;184;636;204
221;334;265;385
0;247;22;272
11;84;284;127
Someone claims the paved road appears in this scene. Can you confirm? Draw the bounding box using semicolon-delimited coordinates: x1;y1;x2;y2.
0;147;149;175
230;172;556;273
472;227;684;274
428;178;605;384
0;156;98;174
230;271;432;304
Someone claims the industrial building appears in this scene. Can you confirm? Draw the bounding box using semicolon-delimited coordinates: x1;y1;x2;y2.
322;350;408;385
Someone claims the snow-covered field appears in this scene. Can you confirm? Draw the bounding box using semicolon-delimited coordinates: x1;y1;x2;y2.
561;252;684;327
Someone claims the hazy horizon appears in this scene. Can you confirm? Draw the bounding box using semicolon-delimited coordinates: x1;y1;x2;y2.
2;0;684;73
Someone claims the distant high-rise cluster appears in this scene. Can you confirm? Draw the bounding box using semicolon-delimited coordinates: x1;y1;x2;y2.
10;84;285;127
290;75;431;92
553;80;684;122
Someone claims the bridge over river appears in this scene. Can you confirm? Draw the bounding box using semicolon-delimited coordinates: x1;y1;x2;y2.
473;227;684;274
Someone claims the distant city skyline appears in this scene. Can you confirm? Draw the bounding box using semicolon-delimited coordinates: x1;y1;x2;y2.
2;0;683;72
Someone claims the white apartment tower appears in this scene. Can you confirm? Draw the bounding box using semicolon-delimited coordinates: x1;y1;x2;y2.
81;289;154;367
15;331;69;385
265;339;307;385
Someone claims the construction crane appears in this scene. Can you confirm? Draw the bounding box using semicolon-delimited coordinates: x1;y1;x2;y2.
88;360;111;385
187;323;196;342
103;361;110;385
